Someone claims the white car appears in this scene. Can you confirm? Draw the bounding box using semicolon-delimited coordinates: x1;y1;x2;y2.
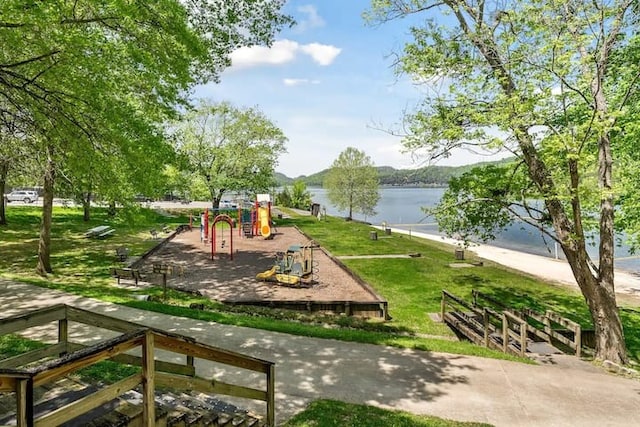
6;190;39;203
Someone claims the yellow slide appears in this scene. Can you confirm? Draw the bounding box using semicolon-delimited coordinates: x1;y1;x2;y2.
258;206;271;238
274;274;300;286
256;266;277;280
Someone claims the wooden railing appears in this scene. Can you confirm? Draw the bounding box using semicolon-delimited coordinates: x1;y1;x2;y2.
522;308;582;357
0;304;275;427
472;289;582;357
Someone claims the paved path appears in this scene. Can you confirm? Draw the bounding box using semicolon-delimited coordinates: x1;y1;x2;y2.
1;280;639;426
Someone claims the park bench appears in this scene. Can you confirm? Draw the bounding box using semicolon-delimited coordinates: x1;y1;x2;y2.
162;224;171;233
85;225;115;239
150;229;159;239
111;267;144;285
97;228;115;239
115;247;129;262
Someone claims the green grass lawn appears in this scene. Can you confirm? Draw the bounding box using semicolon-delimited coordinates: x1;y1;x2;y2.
1;205;639;363
281;400;492;427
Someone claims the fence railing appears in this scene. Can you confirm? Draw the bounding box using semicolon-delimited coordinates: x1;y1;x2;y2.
0;304;275;427
444;290;584;357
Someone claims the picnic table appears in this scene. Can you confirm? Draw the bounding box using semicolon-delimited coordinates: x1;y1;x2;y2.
85;225;115;239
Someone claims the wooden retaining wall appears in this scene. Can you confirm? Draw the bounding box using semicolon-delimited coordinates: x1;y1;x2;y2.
226;299;388;319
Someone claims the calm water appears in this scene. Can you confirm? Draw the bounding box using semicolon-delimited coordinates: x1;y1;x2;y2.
309;187;639;271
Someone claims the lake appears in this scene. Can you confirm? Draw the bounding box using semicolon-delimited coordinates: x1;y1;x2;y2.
308;187;640;271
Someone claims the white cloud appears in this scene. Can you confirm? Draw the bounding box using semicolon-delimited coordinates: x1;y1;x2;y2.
230;39;299;69
295;5;325;33
230;39;341;69
300;43;342;66
283;78;321;86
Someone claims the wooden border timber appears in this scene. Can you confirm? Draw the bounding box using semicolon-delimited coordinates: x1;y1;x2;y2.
226;299;387;319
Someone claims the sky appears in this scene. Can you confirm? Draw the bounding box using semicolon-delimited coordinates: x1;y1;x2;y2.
195;0;504;178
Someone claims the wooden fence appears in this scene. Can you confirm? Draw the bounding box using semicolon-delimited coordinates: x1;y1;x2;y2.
0;304;275;427
443;290;584;357
472;290;583;357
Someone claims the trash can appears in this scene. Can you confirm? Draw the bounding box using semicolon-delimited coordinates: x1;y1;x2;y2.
385;228;391;235
311;203;320;217
370;231;378;240
455;248;465;260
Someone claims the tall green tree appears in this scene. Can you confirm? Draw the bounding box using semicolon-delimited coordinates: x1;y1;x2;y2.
174;101;288;209
290;180;313;210
324;147;380;220
368;0;639;364
277;180;312;210
0;0;292;274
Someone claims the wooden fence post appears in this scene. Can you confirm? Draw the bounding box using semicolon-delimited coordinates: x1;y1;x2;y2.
187;355;195;376
142;331;156;426
483;308;490;347
58;318;68;357
543;312;551;343
519;321;527;357
502;313;508;353
16;378;32;427
267;364;275;427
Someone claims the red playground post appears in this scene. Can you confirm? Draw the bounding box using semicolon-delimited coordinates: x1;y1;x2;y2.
204;208;209;242
211;214;234;260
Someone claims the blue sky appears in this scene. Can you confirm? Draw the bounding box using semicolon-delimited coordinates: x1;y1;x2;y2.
196;1;500;177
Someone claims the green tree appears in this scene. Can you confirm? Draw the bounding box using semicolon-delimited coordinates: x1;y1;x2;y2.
324;147;380;220
0;0;292;274
369;0;640;364
290;180;313;210
174;101;288;209
276;186;293;208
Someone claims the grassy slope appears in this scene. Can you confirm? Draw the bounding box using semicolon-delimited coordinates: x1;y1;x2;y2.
0;205;638;362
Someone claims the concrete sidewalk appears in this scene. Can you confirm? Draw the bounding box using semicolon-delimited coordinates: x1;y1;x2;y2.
1;280;639;426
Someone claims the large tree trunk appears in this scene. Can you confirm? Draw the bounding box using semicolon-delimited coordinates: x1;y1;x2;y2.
0;160;8;225
587;280;627;363
564;248;628;364
36;146;56;276
83;190;91;222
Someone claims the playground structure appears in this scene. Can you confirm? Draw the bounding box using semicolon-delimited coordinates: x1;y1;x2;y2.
253;194;272;239
256;241;318;286
211;214;234;260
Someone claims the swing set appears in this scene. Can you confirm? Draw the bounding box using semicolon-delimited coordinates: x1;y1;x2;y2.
211;214;234;260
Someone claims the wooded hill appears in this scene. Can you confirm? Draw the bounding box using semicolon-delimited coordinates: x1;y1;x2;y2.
276;159;509;187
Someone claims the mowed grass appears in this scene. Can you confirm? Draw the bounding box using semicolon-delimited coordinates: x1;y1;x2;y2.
294;215;640;361
0;205;519;361
1;205;639;362
281;400;492;427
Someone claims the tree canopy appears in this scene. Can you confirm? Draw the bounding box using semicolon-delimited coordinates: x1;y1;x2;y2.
0;0;292;273
369;0;640;364
173;101;288;208
324;147;380;220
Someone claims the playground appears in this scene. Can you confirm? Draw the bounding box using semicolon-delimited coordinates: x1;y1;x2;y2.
136;225;382;307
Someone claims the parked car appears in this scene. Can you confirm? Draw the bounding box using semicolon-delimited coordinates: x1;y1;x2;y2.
134;194;153;203
6;190;39;203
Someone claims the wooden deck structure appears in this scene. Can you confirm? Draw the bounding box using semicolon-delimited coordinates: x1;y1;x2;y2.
441;290;584;357
0;304;275;426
